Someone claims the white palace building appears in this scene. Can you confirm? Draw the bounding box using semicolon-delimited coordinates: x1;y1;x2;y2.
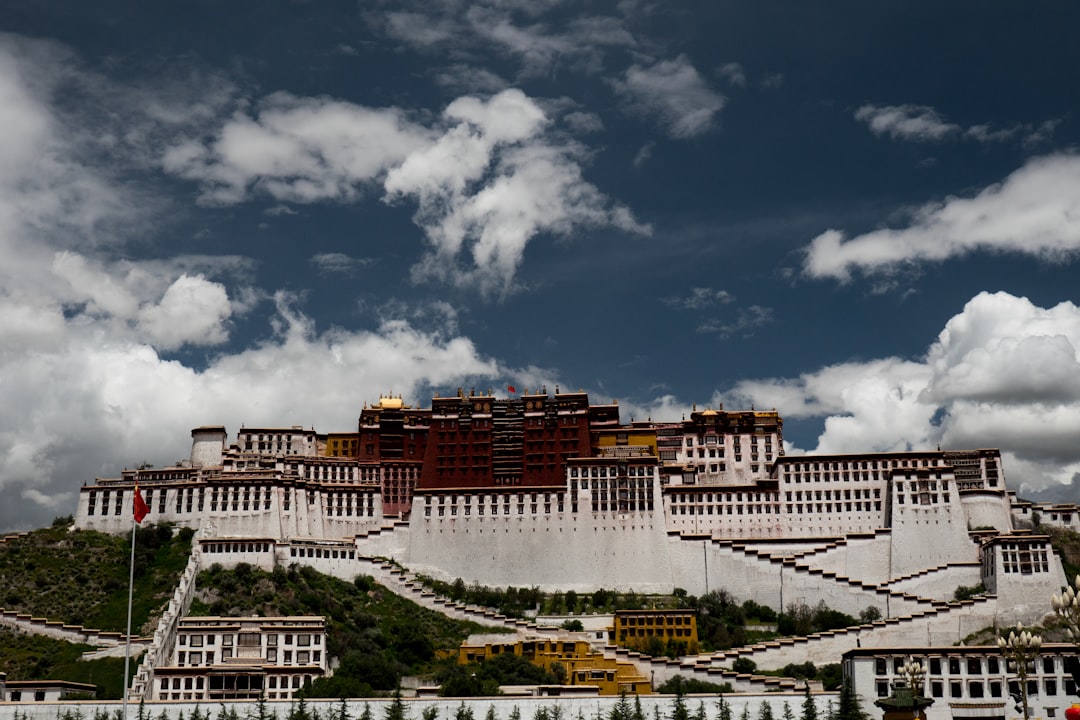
69;391;1078;717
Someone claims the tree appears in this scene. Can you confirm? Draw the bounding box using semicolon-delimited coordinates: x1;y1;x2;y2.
757;702;774;720
611;691;634;720
857;607;881;623
800;686;818;720
454;704;475;720
715;697;732;720
818;665;843;692
360;705;373;720
566;590;579;613
835;680;867;720
670;692;690;720
782;703;794;720
732;658;757;674
422;709;439;720
384;692;409;720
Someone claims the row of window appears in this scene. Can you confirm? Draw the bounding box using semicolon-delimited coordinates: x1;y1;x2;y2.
175;648;321;666
288;546;356;560
786;458;944;472
179;632;320;648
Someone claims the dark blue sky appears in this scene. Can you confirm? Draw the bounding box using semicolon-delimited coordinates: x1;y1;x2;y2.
1;0;1078;531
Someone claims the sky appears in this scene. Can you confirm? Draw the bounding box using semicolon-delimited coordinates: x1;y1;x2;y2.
1;0;1079;532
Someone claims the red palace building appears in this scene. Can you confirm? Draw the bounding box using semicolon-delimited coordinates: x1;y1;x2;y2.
357;388;622;514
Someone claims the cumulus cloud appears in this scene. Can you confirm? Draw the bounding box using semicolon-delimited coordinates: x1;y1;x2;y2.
163;93;433;205
612;55;725;138
803;154;1080;281
383;89;649;296
165;88;647;296
725;291;1080;493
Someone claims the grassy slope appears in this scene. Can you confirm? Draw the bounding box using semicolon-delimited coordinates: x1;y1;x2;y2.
0;520;192;633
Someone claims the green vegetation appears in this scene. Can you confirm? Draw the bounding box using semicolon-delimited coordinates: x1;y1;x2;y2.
417;577;545;619
194;562;490;697
1044;526;1080;580
731;657;756;674
437;653;561;697
0;520;192;633
0;627;128;699
776;602;856;637
953;583;986;602
655;675;734;694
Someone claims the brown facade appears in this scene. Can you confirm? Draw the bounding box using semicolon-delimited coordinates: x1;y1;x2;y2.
418;390;606;490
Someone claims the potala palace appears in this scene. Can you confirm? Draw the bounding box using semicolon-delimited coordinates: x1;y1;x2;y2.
65;389;1080;717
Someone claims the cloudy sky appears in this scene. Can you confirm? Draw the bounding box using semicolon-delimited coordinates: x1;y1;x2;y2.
1;0;1079;531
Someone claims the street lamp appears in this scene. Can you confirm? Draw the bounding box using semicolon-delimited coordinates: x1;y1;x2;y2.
1051;575;1080;643
900;659;926;698
875;658;933;720
998;623;1043;720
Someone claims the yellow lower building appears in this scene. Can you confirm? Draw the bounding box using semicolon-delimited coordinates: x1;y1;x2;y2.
609;609;699;656
458;639;651;695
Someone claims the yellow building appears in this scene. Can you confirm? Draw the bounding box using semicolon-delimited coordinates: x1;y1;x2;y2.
609;609;699;655
457;639;651;695
325;432;359;458
594;425;658;457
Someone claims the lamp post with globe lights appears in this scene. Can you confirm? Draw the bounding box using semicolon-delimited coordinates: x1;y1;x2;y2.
900;660;926;700
875;658;933;720
998;623;1042;720
1052;575;1080;644
1052;575;1080;707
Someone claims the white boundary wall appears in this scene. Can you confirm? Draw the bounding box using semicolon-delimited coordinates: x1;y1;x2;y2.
0;693;836;720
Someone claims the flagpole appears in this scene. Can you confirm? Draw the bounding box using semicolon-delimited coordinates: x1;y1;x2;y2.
123;499;137;720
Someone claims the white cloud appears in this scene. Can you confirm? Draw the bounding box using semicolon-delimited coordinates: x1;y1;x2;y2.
803;154;1080;281
612;55;725;139
136;274;233;351
164;87;647;296
163;92;433;205
309;252;375;275
856;103;1057;148
378;3;636;76
725;291;1080;493
661;287;734;310
854;104;959;142
563;111;604;134
697;305;774;337
432;65;508;94
717;62;746;88
384;89;649;296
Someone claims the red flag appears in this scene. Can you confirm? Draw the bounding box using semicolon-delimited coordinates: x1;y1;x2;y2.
507;385;516;394
133;483;149;524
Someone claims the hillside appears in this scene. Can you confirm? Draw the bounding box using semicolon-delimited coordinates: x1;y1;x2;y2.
0;519;193;633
